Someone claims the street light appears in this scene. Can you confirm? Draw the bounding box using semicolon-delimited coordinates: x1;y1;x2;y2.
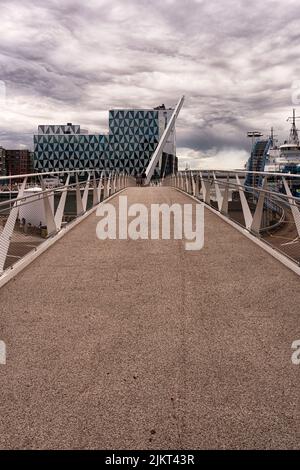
247;131;263;148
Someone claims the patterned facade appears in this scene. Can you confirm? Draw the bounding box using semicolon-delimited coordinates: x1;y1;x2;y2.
33;107;176;176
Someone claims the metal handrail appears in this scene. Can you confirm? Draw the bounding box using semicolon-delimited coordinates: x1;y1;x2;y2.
0;174;109;210
0;169;121;182
165;170;300;267
180;171;300;204
187;169;300;178
0;170;134;278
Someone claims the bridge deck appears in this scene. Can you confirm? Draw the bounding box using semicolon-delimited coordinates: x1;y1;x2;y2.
0;187;299;449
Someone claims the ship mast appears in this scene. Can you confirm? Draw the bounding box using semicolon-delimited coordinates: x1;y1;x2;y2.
287;108;300;145
270;127;274;146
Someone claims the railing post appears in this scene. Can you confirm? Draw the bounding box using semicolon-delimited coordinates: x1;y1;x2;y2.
221;176;229;215
282;176;300;237
236;174;253;230
76;174;84;216
82;172;91;212
251;177;268;235
213;172;222;211
54;174;70;230
108;174;112;197
195;173;200;198
111;173;114;194
199;172;206;202
93;172;99;205
204;181;211;204
185;173;189;193
97;171;104;202
39;176;57;236
191;172;196;196
0;177;27;275
104;175;110;198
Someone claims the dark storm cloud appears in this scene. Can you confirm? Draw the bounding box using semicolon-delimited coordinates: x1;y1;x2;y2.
1;0;300;167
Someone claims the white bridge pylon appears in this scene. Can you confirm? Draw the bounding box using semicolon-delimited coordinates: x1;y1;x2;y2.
145;95;185;185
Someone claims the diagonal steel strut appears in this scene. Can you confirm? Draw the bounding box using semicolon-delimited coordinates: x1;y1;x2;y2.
145;96;185;185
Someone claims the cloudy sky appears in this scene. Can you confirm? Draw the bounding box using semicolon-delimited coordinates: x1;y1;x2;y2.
1;0;300;169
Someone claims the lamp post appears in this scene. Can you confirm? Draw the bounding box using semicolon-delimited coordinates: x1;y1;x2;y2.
247;131;263;148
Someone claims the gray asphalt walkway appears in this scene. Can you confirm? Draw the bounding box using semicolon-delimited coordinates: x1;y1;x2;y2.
0;187;299;449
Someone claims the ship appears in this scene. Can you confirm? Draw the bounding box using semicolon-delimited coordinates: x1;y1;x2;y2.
265;109;300;174
245;109;300;194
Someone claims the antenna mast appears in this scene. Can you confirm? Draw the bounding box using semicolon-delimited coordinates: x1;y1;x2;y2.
287;108;300;145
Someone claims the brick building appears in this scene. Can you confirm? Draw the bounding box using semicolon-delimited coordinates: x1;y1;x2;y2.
0;147;6;176
5;149;32;175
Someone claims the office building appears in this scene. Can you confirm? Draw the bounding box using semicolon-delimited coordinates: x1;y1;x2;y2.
33;105;177;177
5;149;33;175
0;147;6;176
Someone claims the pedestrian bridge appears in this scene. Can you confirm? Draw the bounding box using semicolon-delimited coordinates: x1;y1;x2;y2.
0;174;299;449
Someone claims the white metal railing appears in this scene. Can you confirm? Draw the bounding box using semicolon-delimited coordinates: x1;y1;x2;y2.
0;170;135;277
165;169;300;265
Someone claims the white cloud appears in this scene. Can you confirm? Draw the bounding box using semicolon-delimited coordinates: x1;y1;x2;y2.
178;147;249;170
0;0;300;162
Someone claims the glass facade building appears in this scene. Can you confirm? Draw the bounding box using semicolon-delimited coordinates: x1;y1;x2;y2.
33;107;177;176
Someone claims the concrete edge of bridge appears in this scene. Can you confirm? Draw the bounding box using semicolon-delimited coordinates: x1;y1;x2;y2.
0;188;127;290
174;187;300;278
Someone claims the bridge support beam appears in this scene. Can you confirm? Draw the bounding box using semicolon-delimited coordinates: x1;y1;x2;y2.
145;96;184;185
